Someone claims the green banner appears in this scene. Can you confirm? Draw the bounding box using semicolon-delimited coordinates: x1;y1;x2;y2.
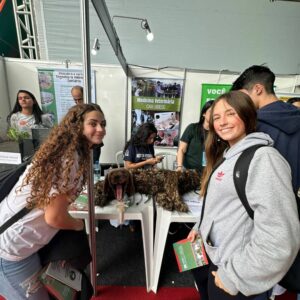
38;70;58;123
131;78;183;147
201;83;232;108
132;96;181;112
38;68;96;124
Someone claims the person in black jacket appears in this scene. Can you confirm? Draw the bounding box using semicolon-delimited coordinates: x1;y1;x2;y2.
231;65;300;203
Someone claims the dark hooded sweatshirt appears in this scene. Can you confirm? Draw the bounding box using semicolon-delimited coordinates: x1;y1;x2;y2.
257;100;300;199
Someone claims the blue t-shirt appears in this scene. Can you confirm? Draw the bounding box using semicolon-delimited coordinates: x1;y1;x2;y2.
124;144;155;169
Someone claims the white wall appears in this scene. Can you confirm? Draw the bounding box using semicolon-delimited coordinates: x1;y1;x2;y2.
95;66;127;163
1;58;299;162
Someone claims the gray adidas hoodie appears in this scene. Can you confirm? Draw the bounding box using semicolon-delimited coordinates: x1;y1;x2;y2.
198;132;300;296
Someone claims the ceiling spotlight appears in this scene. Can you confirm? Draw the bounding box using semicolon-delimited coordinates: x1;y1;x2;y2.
91;38;100;55
112;15;154;42
141;20;154;42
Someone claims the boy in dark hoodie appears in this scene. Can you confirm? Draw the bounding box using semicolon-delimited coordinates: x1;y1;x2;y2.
231;65;300;203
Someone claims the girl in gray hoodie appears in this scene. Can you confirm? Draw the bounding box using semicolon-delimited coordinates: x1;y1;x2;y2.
189;91;300;299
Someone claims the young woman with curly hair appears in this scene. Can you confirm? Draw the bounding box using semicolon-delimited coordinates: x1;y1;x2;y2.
7;90;53;137
123;122;163;169
0;103;106;299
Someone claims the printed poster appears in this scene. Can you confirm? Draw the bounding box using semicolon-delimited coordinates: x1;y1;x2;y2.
38;69;96;124
132;78;183;147
201;83;232;108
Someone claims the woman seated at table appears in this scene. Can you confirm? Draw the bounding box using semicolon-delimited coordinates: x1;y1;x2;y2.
123;122;163;169
123;122;163;231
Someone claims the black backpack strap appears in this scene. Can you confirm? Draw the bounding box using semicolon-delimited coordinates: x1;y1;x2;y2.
0;158;31;201
0;207;31;234
233;145;265;220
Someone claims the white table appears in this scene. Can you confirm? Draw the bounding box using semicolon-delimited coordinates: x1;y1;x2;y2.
69;194;154;292
151;206;199;293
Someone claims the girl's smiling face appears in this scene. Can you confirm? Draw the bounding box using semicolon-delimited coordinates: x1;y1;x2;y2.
83;110;106;147
212;99;246;147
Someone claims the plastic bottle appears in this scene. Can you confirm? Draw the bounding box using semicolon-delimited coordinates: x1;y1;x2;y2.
93;161;101;183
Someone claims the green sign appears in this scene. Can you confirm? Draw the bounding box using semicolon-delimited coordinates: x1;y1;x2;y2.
201;83;232;108
132;96;181;112
38;68;96;124
38;70;58;123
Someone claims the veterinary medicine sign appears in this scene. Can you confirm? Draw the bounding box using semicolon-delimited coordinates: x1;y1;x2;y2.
38;68;96;124
201;83;232;108
132;78;183;147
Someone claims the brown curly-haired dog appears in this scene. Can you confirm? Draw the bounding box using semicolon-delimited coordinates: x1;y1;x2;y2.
94;168;135;207
94;168;201;212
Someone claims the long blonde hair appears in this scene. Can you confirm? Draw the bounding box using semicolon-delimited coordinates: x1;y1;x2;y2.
23;104;104;208
200;91;257;196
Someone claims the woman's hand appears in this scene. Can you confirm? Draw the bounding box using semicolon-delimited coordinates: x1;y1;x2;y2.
147;157;159;165
187;229;198;242
156;156;164;163
212;271;234;295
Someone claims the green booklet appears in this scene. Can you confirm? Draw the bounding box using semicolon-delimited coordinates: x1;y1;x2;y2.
173;235;208;272
40;267;77;300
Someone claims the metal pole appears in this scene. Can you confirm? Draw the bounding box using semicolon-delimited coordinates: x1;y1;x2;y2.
80;0;97;296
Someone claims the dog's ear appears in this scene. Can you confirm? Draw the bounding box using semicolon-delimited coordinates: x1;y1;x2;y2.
103;173;111;195
126;171;135;196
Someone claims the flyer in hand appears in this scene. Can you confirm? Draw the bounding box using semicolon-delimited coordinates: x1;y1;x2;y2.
173;235;208;272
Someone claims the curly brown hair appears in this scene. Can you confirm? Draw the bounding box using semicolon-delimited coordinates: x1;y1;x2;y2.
23;104;104;208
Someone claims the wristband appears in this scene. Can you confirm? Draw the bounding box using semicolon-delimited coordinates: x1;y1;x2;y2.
177;165;183;168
